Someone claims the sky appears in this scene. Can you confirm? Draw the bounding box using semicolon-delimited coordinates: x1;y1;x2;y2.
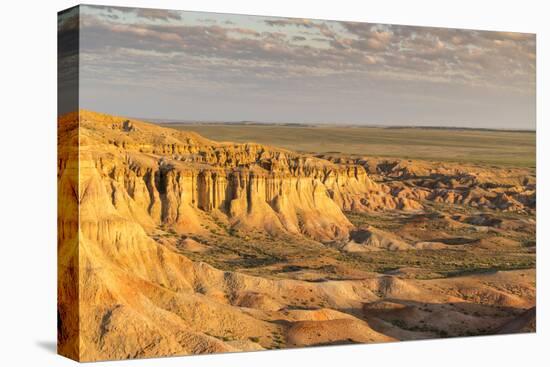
67;5;535;129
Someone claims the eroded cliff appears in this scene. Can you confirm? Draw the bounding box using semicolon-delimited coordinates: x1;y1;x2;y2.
57;111;536;361
78;110;409;243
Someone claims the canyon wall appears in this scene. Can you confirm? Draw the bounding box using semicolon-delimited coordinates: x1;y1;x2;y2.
78;110;403;243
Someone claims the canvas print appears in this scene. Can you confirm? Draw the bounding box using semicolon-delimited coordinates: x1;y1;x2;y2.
57;5;536;362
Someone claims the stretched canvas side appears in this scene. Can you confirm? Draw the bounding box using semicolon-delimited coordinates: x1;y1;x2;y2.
57;5;81;362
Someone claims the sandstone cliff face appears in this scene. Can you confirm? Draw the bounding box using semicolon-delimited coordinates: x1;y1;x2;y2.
75;110;535;248
78;110;406;243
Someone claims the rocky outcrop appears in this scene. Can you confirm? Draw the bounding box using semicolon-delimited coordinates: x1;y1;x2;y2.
320;154;536;214
75;110;535;249
344;225;412;252
78;110;421;243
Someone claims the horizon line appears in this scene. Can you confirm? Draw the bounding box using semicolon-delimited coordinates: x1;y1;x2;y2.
62;109;537;132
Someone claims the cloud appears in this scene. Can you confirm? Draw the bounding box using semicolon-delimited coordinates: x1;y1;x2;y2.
264;18;316;28
135;8;182;21
88;5;182;21
76;5;535;128
80;10;535;94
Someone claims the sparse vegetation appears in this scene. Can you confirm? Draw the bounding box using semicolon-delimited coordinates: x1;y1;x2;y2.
164;123;535;168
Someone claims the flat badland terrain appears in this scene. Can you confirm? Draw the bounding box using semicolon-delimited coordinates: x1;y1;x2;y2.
58;111;535;361
162;123;535;167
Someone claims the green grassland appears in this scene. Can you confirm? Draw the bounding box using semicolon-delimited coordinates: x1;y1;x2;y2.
162;123;535;168
153;201;535;281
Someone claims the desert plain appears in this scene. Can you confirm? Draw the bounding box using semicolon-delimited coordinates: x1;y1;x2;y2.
58;110;535;361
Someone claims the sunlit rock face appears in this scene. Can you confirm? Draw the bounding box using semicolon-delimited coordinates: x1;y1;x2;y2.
76;110;412;243
57;111;535;362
